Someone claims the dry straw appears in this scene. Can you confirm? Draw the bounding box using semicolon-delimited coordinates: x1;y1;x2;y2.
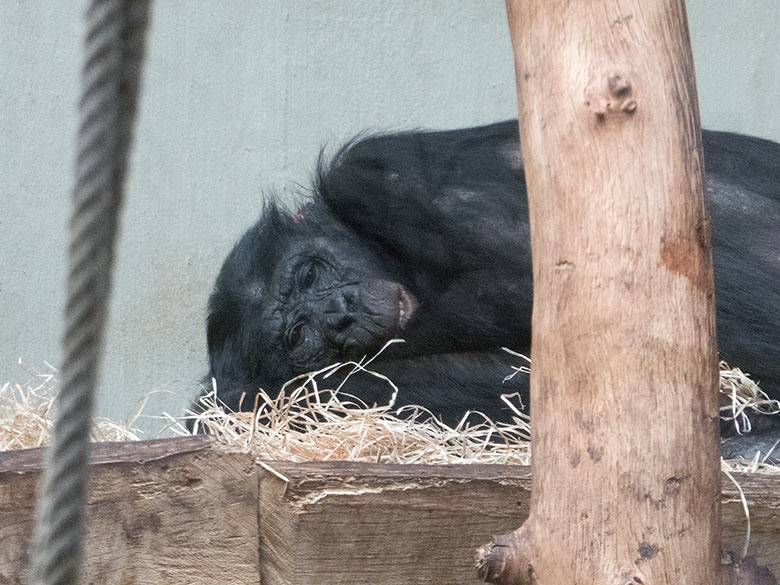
1;355;778;471
0;360;142;452
179;361;532;465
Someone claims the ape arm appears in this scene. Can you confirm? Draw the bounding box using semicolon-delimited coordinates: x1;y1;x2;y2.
318;121;530;274
323;350;530;427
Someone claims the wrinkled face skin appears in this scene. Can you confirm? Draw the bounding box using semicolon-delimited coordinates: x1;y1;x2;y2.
266;235;418;372
206;208;418;405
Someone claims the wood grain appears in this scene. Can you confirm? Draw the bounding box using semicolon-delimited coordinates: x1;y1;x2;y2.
492;0;725;583
0;438;259;585
1;439;777;584
256;461;780;584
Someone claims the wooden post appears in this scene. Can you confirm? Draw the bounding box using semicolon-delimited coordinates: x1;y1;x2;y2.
477;1;725;584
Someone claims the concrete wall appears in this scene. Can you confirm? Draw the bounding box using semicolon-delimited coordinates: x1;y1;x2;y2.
1;1;778;434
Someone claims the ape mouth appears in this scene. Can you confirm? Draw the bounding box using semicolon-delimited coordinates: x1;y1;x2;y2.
333;283;418;362
396;285;418;330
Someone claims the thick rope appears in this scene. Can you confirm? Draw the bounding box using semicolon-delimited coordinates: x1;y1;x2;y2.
29;2;150;584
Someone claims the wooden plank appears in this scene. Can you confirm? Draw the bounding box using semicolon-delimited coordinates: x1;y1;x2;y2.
0;435;211;473
258;461;531;585
258;461;780;584
1;438;778;585
721;473;780;572
0;437;259;585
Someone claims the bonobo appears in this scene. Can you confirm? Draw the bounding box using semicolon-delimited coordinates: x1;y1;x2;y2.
203;120;780;451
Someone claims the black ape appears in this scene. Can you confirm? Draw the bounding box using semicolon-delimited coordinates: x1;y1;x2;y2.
205;120;780;442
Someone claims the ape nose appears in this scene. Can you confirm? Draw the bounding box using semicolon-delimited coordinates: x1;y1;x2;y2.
330;313;355;333
324;289;357;334
342;286;359;311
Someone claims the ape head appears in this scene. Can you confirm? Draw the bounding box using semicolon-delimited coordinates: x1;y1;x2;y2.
203;121;536;417
206;202;418;410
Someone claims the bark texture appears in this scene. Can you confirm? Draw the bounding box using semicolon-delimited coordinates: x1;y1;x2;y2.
478;1;722;583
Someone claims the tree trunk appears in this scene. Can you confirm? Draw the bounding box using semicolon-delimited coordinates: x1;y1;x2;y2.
477;1;722;583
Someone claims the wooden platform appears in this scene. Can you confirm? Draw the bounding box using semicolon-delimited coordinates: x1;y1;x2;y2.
1;437;778;584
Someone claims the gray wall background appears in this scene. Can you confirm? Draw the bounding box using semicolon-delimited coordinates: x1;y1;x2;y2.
2;1;779;435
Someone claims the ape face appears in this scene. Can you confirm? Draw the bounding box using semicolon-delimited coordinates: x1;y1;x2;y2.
270;242;418;369
206;205;420;407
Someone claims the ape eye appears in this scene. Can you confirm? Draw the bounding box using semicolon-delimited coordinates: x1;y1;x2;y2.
299;262;319;289
287;322;304;349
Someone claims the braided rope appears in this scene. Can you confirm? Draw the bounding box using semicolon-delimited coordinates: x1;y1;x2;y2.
29;2;150;584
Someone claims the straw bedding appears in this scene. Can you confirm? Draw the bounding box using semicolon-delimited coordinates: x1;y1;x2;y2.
1;357;777;470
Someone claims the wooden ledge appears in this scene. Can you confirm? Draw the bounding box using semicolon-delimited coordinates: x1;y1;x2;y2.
0;437;777;584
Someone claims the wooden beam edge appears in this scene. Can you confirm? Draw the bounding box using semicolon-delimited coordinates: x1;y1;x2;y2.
0;435;211;474
2;436;778;506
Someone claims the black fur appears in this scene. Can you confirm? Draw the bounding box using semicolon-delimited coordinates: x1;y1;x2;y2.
203;120;780;455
